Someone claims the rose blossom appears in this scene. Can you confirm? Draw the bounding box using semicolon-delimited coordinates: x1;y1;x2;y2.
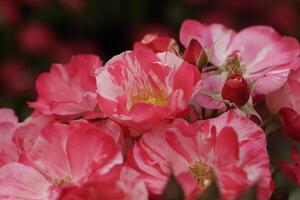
180;19;300;108
96;49;200;134
29;55;103;119
128;110;273;199
0;120;122;199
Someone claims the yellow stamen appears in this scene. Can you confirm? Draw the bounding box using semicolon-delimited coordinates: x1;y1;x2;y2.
188;161;214;188
131;89;168;107
54;176;72;185
224;55;245;75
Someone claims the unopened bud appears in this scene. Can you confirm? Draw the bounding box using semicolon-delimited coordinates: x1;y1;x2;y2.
221;73;250;107
183;39;208;68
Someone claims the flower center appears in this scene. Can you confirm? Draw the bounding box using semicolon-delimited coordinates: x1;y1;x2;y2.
54;176;72;185
224;55;244;75
188;161;214;188
131;89;169;107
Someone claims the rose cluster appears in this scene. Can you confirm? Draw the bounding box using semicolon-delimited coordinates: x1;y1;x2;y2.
1;19;300;200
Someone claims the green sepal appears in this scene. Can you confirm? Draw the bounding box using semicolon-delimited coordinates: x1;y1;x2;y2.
196;179;220;200
202;91;223;102
236;184;258;200
239;103;262;123
162;173;184;200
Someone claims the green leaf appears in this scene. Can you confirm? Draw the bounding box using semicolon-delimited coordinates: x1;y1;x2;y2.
162;173;184;200
196;179;220;200
236;184;258;200
239;103;262;123
202;91;223;102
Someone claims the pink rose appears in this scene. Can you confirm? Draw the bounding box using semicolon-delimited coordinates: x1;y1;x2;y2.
0;120;122;199
96;49;200;134
180;20;300;108
128;110;273;199
29;55;103;119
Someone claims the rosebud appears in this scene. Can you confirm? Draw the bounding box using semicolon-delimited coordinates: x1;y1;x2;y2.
221;73;250;107
183;39;208;68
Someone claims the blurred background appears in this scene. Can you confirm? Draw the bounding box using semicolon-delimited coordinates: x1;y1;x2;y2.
1;0;300;199
1;0;300;119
